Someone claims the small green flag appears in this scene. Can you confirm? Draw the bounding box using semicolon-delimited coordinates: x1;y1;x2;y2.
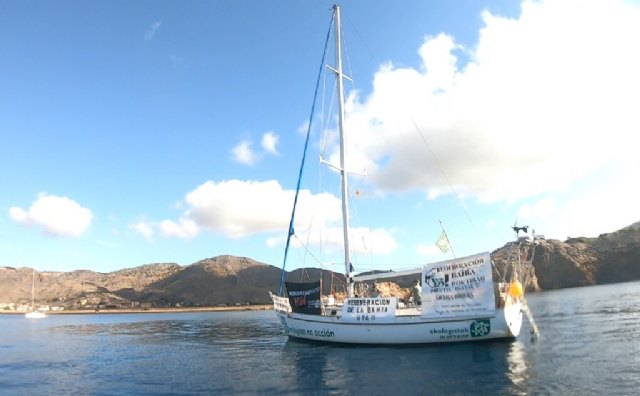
435;231;450;253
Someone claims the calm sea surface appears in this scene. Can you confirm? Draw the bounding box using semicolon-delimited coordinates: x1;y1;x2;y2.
1;281;639;395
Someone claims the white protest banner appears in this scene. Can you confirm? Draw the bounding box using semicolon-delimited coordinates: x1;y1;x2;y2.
341;297;397;323
420;252;496;319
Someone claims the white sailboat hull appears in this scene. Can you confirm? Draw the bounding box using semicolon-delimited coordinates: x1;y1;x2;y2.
25;311;46;319
275;302;523;344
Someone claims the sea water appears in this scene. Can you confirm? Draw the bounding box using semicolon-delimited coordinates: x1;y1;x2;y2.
1;281;638;395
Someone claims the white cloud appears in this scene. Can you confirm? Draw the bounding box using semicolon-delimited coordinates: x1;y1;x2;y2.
261;131;279;155
155;180;294;239
145;20;161;41
338;0;640;207
9;194;92;237
183;180;298;238
130;221;154;241
152;179;399;256
232;132;280;166
159;218;198;239
231;140;256;165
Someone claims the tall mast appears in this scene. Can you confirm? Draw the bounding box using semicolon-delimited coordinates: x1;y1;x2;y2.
334;4;354;298
31;270;35;306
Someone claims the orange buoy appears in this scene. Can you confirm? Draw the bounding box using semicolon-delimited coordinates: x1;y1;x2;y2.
508;280;524;298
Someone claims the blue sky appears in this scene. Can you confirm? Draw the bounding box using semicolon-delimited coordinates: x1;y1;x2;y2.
2;0;639;273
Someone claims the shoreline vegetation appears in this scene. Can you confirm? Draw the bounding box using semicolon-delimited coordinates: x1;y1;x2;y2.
2;305;273;315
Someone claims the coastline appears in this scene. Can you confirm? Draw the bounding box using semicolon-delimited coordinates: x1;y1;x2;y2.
1;305;273;315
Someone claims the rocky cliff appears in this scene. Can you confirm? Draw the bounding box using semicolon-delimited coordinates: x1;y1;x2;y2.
1;222;638;309
491;221;640;291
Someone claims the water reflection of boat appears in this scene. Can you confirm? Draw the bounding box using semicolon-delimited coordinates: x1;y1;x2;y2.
506;341;529;387
281;338;530;394
270;4;532;345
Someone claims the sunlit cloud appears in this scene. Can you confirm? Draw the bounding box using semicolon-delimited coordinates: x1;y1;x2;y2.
262;131;279;155
232;132;280;166
149;179;399;256
130;221;154;241
159;218;198;239
9;194;93;237
231;140;256;165
182;180;296;238
339;0;640;200
330;0;640;239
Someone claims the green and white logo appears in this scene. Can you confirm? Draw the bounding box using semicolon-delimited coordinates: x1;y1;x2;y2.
470;320;491;337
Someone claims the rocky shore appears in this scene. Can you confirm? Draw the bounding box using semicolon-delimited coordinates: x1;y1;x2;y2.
0;305;273;315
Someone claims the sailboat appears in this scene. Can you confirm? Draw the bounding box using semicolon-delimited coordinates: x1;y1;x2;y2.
270;4;534;344
25;270;46;319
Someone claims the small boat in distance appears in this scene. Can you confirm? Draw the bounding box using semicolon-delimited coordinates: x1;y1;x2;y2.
270;4;536;344
25;270;46;319
25;311;46;319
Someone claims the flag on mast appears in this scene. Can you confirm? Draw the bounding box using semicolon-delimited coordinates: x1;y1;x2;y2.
435;230;450;253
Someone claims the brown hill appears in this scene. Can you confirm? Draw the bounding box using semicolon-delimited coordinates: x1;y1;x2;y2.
1;222;638;310
0;256;347;310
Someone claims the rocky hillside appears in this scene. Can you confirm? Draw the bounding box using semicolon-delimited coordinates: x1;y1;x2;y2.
492;221;640;290
0;255;345;310
1;222;638;310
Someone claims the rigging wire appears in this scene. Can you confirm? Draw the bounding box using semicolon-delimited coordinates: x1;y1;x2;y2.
293;234;349;289
410;119;478;235
343;12;379;67
341;20;356;93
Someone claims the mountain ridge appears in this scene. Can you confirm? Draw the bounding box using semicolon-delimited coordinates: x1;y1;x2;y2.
2;222;639;311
